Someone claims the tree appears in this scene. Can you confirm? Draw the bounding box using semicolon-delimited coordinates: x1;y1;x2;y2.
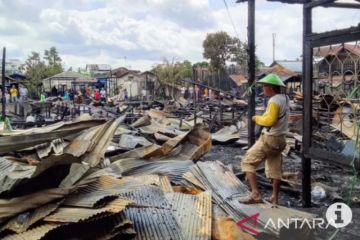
203;31;264;73
44;47;63;77
202;31;239;71
152;59;192;85
193;61;210;69
24;47;64;98
23;52;47;98
152;59;193;98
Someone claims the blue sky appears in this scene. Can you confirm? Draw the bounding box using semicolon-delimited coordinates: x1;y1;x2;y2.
0;0;359;71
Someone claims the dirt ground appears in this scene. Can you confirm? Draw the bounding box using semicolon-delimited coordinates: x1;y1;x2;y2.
201;143;360;240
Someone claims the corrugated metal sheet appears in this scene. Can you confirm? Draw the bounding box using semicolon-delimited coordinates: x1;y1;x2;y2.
159;176;173;193
117;185;171;209
111;158;194;184
184;161;316;238
0;157;37;194
165;191;212;240
2;223;61;240
0;188;74;220
44;198;132;223
63;175;170;208
35;139;67;159
82;116;125;167
0;119;105;154
124;206;185;240
1;201;62;234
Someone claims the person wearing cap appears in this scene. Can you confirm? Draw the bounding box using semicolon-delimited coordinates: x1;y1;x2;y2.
239;73;289;205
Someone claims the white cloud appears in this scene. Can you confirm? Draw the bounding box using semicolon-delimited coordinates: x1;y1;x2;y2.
0;0;359;71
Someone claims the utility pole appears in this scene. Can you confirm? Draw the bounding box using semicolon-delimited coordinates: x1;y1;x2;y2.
1;47;6;118
272;33;276;62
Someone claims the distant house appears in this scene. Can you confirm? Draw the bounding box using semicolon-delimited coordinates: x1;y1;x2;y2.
259;60;302;92
0;59;26;87
42;71;96;95
229;74;247;97
85;64;111;78
118;72;143;98
313;44;360;94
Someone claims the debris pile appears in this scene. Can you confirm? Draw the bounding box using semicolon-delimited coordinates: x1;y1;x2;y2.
0;110;316;240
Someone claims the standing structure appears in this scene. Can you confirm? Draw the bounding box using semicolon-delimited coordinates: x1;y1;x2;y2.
236;0;360;207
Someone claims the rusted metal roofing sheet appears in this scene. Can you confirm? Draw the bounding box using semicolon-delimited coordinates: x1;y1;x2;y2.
3;211;133;240
185;161;316;238
109;144;161;161
117;185;171;209
2;223;61;240
1;201;62;234
64;175;171;208
44;198;132;223
124;206;185;240
0;119;105;154
111;158;194;184
0;157;37;195
165;191;212;240
82;116;125;167
35;139;67;159
0;188;74;220
118;134;152;149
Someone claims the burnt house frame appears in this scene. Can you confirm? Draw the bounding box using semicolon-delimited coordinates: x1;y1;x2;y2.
236;0;360;207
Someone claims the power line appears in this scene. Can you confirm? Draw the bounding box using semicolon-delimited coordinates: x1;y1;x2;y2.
223;0;241;39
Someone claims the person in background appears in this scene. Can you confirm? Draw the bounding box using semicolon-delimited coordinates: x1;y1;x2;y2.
209;88;213;100
86;86;91;99
195;85;200;101
141;88;147;101
10;85;18;103
69;89;75;102
40;92;46;103
78;90;84;104
51;86;58;97
63;90;70;101
124;88;128;102
204;87;209;99
188;86;194;99
100;88;106;103
5;88;10;104
19;85;27;102
94;89;101;102
181;86;186;98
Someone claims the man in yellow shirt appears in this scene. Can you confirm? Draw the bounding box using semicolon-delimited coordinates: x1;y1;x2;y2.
10;85;18;103
240;74;289;205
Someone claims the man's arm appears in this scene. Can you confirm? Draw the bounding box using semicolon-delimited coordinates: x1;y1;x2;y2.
254;102;280;127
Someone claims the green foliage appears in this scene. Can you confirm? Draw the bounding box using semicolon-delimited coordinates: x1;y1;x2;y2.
203;31;239;70
193;61;210;68
203;31;265;72
24;47;64;98
152;59;193;86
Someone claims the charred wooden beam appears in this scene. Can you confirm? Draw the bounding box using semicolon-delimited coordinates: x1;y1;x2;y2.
307;26;360;47
302;0;312;208
305;0;335;8
1;48;5;118
248;0;256;147
325;2;360;9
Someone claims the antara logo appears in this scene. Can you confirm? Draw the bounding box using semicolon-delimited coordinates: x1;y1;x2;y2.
236;203;352;235
236;213;260;236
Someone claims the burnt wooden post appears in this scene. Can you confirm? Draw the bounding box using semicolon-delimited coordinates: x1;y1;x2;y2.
248;0;256;147
302;0;312;208
1;48;5;118
193;67;197;125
